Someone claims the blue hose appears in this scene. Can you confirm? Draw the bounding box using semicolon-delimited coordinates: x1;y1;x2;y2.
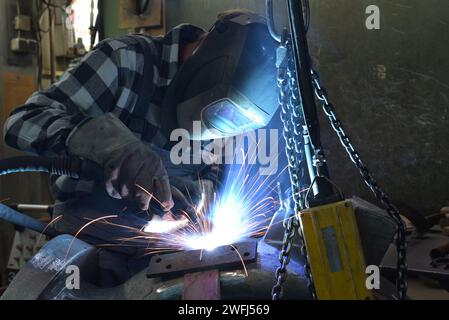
0;203;49;235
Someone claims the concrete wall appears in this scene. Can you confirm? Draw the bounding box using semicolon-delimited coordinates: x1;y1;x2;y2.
102;0;449;223
164;0;284;29
309;0;449;222
103;0;286;37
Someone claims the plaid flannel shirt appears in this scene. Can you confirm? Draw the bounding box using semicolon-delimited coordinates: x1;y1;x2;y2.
3;24;206;201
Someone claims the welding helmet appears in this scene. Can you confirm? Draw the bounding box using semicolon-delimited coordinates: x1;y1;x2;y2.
166;13;279;140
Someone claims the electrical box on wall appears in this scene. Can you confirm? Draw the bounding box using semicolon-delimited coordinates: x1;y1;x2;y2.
14;15;32;31
11;12;37;53
7;1;35;66
10;37;37;54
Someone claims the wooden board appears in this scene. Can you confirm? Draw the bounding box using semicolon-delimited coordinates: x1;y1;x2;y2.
119;0;163;29
2;73;36;126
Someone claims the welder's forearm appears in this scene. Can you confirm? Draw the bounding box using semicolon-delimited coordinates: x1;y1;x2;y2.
3;44;124;158
3;102;90;158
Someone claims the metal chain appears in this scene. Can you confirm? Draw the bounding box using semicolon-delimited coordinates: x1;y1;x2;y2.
272;37;316;300
286;49;316;299
311;69;408;300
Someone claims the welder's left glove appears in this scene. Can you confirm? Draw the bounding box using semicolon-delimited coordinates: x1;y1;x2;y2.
66;113;173;212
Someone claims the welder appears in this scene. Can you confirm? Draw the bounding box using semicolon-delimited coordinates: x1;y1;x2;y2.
3;9;279;286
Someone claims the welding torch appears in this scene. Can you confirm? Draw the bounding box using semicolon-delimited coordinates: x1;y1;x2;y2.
0;155;204;235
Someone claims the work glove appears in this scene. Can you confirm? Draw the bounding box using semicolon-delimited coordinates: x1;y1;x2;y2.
67;113;173;212
170;173;218;216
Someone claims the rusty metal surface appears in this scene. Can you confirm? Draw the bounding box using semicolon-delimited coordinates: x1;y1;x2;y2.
147;242;258;278
183;269;220;300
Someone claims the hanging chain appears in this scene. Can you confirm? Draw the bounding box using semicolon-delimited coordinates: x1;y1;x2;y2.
272;36;408;300
287;46;316;299
311;69;408;300
272;36;316;300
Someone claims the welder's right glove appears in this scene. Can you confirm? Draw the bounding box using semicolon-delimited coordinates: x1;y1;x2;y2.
170;176;203;208
169;175;217;215
67;113;173;212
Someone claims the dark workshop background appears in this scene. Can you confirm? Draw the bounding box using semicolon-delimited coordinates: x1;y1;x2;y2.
0;0;53;285
1;0;449;285
104;1;449;222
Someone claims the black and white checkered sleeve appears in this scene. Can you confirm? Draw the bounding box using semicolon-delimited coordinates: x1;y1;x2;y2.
3;38;146;157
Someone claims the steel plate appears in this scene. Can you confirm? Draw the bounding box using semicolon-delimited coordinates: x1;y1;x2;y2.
147;241;258;278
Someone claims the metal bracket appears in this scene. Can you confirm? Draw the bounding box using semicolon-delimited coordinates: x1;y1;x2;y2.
147;241;258;278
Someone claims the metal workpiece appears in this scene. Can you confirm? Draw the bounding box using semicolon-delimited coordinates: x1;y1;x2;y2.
1;235;98;300
129;241;308;300
130;242;307;300
147;242;258;278
2;235;309;300
382;231;449;283
1;196;398;300
148;241;309;301
430;242;449;261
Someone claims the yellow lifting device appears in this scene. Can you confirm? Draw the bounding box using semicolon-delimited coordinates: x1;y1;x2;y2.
300;201;372;300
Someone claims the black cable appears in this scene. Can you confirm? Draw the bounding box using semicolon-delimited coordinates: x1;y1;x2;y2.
35;3;41;89
90;4;102;49
35;0;47;90
266;0;281;43
302;0;310;32
97;0;105;42
41;0;64;11
136;0;150;15
266;0;311;43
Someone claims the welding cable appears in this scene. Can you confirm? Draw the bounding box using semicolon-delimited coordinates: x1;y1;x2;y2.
266;0;310;43
0;156;102;236
0;156;103;181
0;155;205;233
136;0;150;15
266;0;281;43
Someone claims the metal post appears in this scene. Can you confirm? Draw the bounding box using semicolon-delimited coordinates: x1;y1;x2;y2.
287;0;334;201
